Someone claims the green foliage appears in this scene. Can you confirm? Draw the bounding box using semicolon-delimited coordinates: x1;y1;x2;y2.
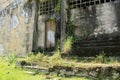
66;10;74;36
56;39;61;50
54;0;61;12
66;20;74;36
27;52;44;63
95;51;119;63
96;51;106;63
0;56;89;80
62;36;73;54
49;50;64;67
6;53;16;64
0;57;46;80
72;35;81;43
51;50;61;60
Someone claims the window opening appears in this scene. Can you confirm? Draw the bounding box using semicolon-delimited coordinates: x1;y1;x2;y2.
39;0;58;15
68;0;116;9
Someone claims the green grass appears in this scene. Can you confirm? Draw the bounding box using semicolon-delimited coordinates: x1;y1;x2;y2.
26;52;120;69
0;57;46;80
1;52;119;80
0;57;89;80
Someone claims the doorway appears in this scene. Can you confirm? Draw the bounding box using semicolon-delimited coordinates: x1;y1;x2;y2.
45;20;56;51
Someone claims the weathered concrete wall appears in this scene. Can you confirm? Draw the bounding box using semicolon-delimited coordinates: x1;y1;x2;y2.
0;0;14;11
0;0;36;56
70;2;120;40
70;2;120;56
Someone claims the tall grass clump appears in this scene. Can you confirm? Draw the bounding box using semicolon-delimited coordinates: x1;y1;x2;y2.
50;49;61;61
27;52;44;63
62;36;73;54
95;51;107;63
49;49;64;67
5;53;16;64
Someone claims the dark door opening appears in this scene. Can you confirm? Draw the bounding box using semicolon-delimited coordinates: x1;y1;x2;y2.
45;20;56;51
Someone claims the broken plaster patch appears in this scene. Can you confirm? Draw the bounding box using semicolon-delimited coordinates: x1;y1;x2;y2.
21;8;32;24
0;17;5;29
93;3;118;36
0;44;4;55
8;15;19;31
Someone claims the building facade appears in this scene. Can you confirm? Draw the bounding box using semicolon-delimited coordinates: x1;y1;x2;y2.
0;0;120;56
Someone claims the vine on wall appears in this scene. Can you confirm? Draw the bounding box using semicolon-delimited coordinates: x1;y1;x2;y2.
54;0;61;13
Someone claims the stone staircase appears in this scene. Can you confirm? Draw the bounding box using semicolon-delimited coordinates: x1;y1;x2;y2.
73;38;120;56
21;63;120;80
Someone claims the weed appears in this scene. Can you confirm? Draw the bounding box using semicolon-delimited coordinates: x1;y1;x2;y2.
95;51;107;63
27;52;44;63
62;36;73;54
0;57;47;80
51;50;61;60
6;53;16;64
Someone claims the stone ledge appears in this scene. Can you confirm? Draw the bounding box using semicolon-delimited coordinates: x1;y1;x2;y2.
22;64;120;80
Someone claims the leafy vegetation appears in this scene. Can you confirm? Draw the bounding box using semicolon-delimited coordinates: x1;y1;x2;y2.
62;36;73;54
26;50;120;69
0;57;46;80
0;51;119;80
5;53;16;64
0;56;89;80
54;0;61;12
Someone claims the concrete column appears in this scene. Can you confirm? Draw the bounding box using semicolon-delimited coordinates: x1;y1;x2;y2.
60;0;67;52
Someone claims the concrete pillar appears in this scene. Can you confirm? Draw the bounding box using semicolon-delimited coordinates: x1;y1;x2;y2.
60;0;67;52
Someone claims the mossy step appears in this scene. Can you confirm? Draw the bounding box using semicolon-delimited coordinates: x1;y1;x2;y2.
22;63;120;80
23;66;48;70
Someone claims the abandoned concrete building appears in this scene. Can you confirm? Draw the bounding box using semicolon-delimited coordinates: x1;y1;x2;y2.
0;0;120;56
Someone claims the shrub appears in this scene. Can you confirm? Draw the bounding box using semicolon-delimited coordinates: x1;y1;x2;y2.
62;36;73;54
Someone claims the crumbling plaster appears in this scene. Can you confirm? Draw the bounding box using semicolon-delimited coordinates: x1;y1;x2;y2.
0;0;35;56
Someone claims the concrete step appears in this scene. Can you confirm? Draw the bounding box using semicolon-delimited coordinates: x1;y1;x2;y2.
78;42;120;47
72;39;120;56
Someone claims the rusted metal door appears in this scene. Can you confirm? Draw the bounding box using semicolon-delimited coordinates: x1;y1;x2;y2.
45;20;56;49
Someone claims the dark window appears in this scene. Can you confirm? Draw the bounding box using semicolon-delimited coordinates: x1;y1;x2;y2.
68;0;116;9
39;0;58;15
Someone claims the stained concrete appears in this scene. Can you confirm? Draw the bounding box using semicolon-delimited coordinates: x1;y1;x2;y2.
0;0;36;57
70;2;120;40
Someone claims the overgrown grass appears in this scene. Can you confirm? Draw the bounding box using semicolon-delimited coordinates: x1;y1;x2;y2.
0;57;46;80
1;52;119;80
0;56;89;80
26;50;120;69
62;36;73;54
